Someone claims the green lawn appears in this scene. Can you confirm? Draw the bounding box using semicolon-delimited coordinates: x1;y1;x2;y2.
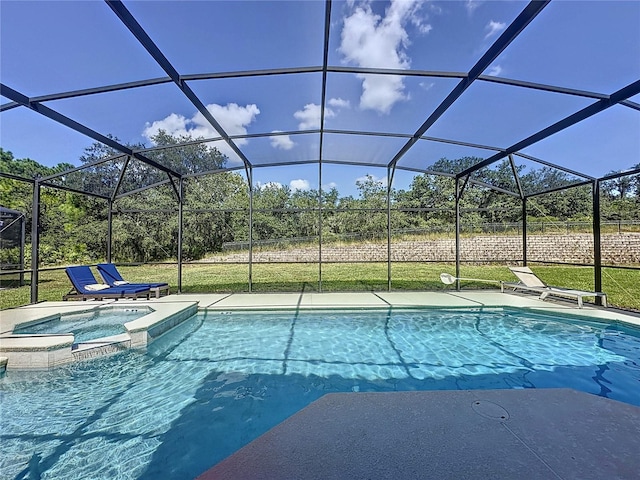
1;262;637;311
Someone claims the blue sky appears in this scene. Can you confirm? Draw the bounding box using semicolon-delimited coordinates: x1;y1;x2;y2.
1;0;639;197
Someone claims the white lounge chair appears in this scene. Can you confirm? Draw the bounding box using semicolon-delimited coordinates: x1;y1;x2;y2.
501;266;607;308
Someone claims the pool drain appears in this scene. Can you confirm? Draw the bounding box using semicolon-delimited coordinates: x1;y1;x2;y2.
471;400;510;421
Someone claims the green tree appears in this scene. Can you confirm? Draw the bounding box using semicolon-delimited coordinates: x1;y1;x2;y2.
110;132;237;261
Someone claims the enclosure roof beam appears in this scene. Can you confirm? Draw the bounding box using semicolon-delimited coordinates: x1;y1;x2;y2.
0;84;183;179
0;172;35;184
0;77;172;112
513;152;595;181
389;166;455;178
326;65;466;79
111;156;131;201
524;179;594;198
182;165;247;179
387;0;549;170
457;79;640;179
134;127;500;154
598;166;640;182
477;75;640;111
467;178;520;198
38;153;127;183
184;66;322;81
106;0;253;170
114;178;172;200
5;63;637;114
40;181;110;199
508;154;525;199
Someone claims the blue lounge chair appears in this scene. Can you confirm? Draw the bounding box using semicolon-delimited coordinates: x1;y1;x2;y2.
64;266;151;301
97;263;170;298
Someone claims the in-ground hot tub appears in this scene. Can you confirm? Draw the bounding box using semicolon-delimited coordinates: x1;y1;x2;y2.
0;301;198;369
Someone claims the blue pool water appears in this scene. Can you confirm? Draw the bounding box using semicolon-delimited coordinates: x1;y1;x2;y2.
1;308;639;479
13;307;151;343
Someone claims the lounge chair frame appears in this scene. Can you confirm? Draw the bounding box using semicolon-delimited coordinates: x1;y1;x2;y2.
501;266;607;308
62;289;151;301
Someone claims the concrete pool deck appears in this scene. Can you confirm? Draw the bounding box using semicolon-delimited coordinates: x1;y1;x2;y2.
149;290;640;326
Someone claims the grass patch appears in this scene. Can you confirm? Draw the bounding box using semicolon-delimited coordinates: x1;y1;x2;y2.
1;262;637;311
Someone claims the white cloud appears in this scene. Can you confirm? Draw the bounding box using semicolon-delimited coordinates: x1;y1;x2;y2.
144;103;259;142
485;20;506;39
142;113;188;139
323;182;338;190
411;13;432;34
339;0;429;114
328;97;351;109
419;81;435;90
143;103;260;162
294;103;335;130
359;75;406;113
465;0;482;15
270;131;295;150
486;65;503;76
355;174;387;185
290;179;311;192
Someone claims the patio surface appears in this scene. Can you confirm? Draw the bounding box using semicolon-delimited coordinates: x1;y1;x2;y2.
150;290;640;326
198;388;640;480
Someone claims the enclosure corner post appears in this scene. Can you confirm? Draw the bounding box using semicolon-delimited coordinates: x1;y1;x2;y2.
30;179;41;304
592;179;602;304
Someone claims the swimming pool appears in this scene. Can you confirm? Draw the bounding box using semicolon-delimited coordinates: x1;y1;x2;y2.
1;307;638;479
13;306;152;343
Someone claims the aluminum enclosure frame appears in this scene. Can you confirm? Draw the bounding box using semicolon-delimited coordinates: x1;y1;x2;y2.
1;0;638;305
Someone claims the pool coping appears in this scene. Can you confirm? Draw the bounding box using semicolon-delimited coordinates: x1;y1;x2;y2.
0;300;198;369
1;290;638;370
151;290;640;326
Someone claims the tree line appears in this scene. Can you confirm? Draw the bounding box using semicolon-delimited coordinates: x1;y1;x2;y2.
1;133;638;266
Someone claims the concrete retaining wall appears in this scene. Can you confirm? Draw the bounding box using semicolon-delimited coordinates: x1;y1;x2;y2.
205;233;640;265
